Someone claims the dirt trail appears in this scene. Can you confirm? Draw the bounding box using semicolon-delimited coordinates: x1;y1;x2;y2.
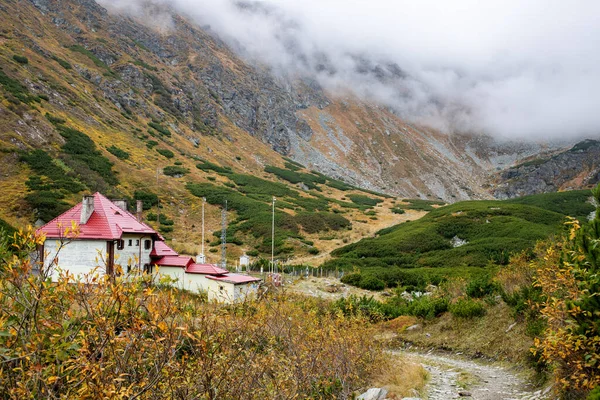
392;350;554;400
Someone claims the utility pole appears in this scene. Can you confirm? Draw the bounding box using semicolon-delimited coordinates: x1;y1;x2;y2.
197;197;206;264
221;200;227;270
271;196;276;274
200;197;206;263
156;168;160;231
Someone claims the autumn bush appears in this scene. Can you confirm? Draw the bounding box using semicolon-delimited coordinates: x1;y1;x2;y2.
0;228;383;399
532;184;600;398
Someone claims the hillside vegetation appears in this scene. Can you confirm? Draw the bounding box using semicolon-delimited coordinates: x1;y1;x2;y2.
326;190;595;289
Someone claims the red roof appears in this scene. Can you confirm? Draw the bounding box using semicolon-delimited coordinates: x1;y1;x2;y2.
38;192;157;240
185;263;229;275
154;255;193;267
206;274;261;284
150;241;178;257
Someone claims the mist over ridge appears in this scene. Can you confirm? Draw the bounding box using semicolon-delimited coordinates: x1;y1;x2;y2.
99;0;600;141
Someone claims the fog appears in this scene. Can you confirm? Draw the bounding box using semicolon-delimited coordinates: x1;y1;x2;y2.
99;0;600;139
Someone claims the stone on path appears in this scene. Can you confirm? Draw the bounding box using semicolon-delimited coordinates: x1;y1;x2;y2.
357;387;388;400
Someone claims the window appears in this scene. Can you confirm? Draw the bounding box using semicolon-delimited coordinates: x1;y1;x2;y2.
144;240;152;250
128;239;132;247
117;240;124;250
143;264;153;274
135;240;139;246
219;285;224;291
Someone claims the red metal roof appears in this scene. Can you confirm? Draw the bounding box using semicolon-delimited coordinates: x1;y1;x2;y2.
185;263;229;275
150;241;178;257
38;192;157;240
154;255;193;267
206;274;261;284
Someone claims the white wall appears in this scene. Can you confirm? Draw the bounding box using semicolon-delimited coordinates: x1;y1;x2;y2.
115;234;153;273
156;266;186;288
44;239;108;281
44;234;154;281
156;270;237;303
233;282;259;302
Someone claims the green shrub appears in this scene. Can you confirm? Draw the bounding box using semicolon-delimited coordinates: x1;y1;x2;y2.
586;387;600;400
397;199;446;212
359;275;385;291
45;113;66;125
465;276;499;298
156;148;174;158
295;212;351;234
69;45;114;76
391;207;405;214
55;125;118;186
12;55;28;64
159;225;173;233
408;296;449;319
325;179;355;191
146;140;159;149
449;299;486;318
51;55;72;69
196;160;232;174
133;190;158;210
264;165;325;190
148;121;171;137
24;190;71;223
246;250;259;257
308;247;319;255
107;145;130;160
228;173;294;198
133;59;158;71
341;272;362;287
163;166;189;177
347;194;383;207
333;295;385;322
0;69;37;104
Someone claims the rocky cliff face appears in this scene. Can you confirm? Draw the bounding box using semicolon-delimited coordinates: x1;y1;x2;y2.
0;0;581;206
492;140;600;199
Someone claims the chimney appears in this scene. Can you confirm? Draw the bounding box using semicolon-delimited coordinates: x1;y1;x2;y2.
80;195;95;225
136;200;143;222
112;200;128;212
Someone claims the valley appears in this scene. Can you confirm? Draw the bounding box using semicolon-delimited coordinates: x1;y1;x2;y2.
1;0;600;399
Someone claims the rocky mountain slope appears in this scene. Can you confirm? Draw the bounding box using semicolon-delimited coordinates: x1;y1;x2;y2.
0;0;557;202
492;139;600;199
0;0;593;263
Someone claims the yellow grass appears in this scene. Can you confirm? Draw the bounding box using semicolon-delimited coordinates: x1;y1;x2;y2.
371;353;428;399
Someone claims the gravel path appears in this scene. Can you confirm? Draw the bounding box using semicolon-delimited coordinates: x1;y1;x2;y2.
391;350;554;400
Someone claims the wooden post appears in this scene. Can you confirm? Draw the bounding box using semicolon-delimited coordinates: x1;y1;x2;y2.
107;241;115;278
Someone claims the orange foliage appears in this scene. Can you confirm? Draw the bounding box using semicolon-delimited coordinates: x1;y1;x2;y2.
0;228;384;399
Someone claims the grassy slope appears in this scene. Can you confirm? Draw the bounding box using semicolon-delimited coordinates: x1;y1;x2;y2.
326;191;595;287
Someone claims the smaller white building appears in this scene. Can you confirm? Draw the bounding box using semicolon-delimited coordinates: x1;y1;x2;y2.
239;254;250;268
154;252;261;303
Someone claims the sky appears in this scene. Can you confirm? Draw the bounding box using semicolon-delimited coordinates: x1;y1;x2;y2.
99;0;600;140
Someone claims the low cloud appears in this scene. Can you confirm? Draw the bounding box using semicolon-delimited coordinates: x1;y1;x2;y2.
100;0;600;140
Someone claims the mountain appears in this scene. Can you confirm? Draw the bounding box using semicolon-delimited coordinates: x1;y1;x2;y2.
492;139;600;199
0;0;412;262
0;0;593;263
